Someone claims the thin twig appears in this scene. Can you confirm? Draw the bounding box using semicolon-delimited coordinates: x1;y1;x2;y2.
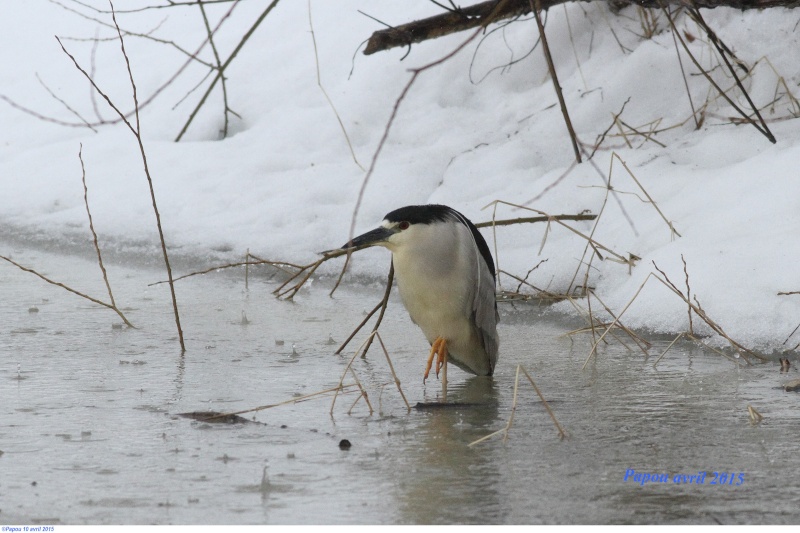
610;152;681;239
659;1;774;143
359;262;395;358
687;5;775;143
682;254;694;334
0;254;133;326
474;213;596;228
78;144;134;328
335;300;383;355
530;0;581;163
175;0;281;141
308;0;365;171
111;2;184;350
348;0;517;245
348;368;374;415
197;0;235;139
582;273;654;369
652;261;766;363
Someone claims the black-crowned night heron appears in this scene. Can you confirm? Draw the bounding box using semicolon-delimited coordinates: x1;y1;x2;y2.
344;204;499;381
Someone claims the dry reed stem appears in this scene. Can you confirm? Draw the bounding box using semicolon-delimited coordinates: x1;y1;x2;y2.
660;2;775;144
610;152;681;239
331;336;368;415
356;262;395;359
682;254;694;334
150;258;304;287
666;8;701;129
563;296;607;349
652;332;684;368
565;172;612;296
488;201;503;290
747;404;764;424
588;289;652;356
348;367;373;415
500;268;564;301
519;366;568;440
335;300;383;355
685;333;740;364
686;5;774;143
651;261;767;363
484;200;633;267
582;273;655;369
475;213;597;290
469;365;521;447
514;258;548;294
617;118;667;148
587;98;630;159
111;7;185;348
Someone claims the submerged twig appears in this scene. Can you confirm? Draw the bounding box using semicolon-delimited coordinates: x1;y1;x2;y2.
203;384;360;421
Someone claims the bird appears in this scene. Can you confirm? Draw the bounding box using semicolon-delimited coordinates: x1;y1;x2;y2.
343;204;499;381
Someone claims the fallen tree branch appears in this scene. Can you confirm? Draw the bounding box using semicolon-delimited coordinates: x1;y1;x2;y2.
364;0;800;55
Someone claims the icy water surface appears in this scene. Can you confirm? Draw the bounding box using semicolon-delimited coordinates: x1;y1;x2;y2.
1;245;799;524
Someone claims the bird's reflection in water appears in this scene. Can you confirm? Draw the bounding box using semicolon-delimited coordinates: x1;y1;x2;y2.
395;376;508;524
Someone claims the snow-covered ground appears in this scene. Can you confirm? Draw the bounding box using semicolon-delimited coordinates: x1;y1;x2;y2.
2;1;799;353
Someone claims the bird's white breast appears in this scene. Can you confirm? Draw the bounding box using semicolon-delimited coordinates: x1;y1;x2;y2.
390;222;476;345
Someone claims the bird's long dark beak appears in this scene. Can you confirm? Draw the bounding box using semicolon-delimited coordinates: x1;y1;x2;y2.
342;226;395;250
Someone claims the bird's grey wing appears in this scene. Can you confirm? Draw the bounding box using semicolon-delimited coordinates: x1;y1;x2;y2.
471;252;500;373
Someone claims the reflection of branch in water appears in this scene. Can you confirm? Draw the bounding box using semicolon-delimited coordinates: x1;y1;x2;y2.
469;364;567;446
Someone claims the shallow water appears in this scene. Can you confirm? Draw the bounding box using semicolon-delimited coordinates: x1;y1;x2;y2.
1;245;799;524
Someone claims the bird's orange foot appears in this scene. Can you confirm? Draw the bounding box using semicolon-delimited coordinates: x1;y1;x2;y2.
423;337;448;383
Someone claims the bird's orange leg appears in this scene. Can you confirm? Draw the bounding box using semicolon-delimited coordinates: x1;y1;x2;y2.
423;337;448;383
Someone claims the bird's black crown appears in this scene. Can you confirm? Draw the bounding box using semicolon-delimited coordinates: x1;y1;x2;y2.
384;204;458;225
384;204;495;278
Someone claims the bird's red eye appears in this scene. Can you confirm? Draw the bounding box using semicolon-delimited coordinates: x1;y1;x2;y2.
398;221;410;230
